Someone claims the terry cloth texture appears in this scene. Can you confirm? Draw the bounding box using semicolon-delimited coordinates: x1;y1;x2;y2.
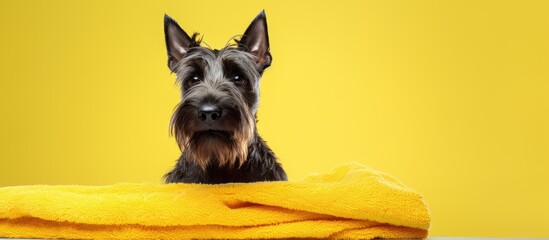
0;162;430;239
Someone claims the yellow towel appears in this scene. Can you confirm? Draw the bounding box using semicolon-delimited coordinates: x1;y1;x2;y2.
0;162;430;239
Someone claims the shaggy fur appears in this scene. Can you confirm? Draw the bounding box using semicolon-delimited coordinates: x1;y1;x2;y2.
163;11;287;183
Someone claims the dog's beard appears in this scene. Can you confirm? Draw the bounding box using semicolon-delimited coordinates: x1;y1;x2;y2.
170;103;255;170
184;130;248;169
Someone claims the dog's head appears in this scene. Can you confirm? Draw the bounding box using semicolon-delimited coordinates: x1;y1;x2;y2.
164;11;272;169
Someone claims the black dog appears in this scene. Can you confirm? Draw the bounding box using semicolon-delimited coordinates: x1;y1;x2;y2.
163;11;287;184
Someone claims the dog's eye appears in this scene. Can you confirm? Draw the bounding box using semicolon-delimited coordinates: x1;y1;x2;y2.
189;75;201;84
232;74;246;86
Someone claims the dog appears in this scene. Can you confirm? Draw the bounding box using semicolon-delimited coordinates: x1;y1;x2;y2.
162;11;287;184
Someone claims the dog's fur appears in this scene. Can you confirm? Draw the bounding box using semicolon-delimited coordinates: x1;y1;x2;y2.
163;11;287;184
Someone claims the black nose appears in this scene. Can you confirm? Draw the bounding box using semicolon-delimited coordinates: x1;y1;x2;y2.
198;104;222;122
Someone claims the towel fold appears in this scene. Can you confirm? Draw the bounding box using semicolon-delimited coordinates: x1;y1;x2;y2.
0;162;430;239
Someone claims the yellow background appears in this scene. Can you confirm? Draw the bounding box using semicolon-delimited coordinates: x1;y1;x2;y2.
1;0;548;237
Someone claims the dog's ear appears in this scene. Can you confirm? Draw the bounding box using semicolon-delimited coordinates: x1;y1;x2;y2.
164;14;197;71
238;10;272;72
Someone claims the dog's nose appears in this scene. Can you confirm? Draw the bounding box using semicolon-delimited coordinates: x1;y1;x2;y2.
198;104;222;122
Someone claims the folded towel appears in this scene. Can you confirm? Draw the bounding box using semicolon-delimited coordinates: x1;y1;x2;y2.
0;162;430;239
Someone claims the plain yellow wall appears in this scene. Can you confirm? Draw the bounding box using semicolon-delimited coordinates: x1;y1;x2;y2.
1;0;548;237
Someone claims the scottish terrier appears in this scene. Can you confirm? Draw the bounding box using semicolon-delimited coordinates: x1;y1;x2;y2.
163;11;287;184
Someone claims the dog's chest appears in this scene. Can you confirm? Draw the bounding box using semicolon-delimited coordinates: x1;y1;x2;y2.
205;165;256;183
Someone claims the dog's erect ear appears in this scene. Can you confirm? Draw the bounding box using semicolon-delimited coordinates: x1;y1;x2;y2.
164;14;196;71
238;10;272;72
